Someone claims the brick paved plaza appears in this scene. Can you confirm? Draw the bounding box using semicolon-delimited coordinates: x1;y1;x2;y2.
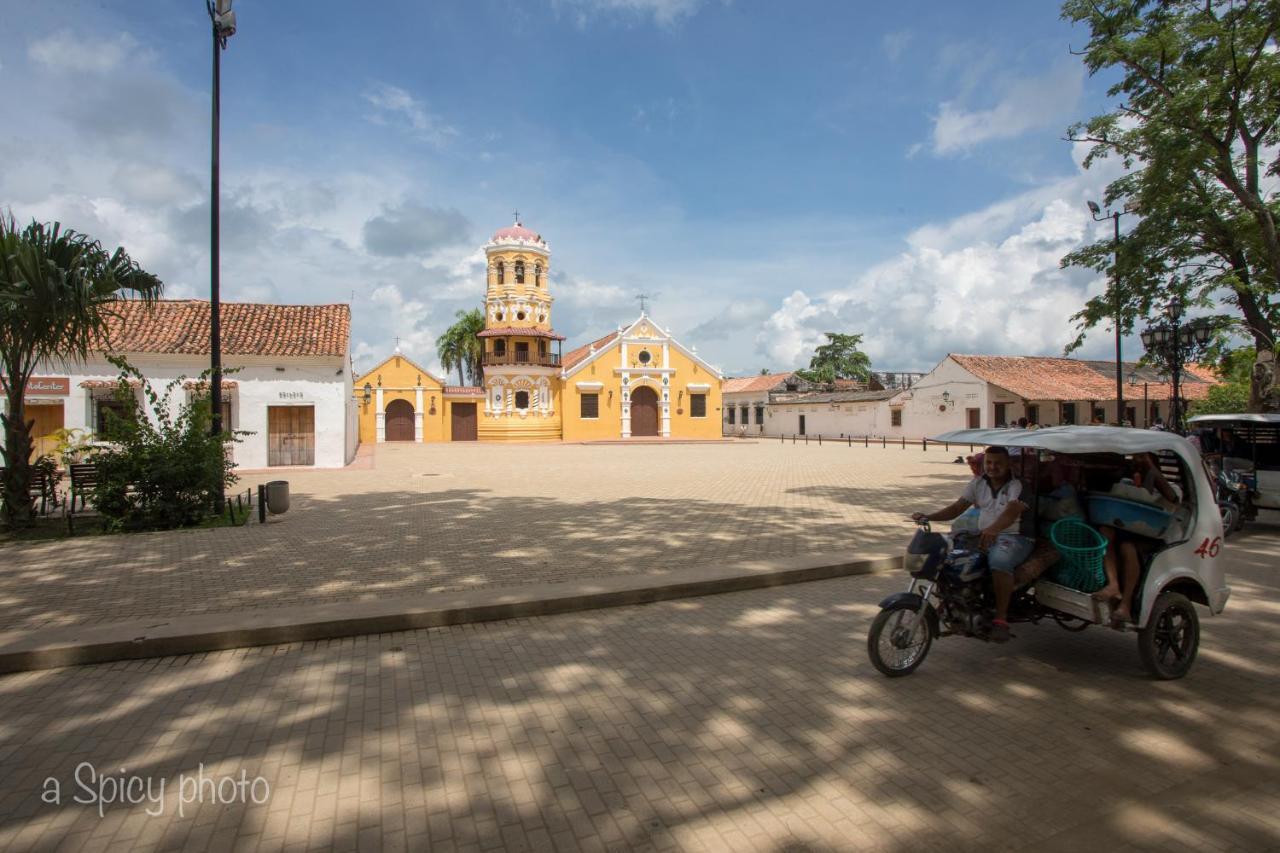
1;442;970;631
0;525;1276;851
0;442;1277;852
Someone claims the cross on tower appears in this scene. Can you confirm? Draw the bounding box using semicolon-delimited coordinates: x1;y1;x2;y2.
636;293;656;313
394;336;402;351
512;209;520;224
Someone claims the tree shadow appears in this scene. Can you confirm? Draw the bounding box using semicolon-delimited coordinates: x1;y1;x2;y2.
0;539;1275;851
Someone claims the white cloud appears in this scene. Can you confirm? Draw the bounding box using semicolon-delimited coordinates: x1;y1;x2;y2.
363;82;458;147
931;62;1083;156
552;0;719;27
29;31;143;73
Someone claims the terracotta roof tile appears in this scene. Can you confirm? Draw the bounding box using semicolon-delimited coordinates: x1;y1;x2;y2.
950;354;1217;402
562;331;620;370
97;300;350;358
723;372;794;394
477;326;566;340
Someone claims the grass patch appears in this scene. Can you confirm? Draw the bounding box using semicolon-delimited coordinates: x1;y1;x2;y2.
0;506;247;544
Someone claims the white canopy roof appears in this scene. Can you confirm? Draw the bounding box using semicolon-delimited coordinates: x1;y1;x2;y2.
929;425;1201;460
1187;413;1280;425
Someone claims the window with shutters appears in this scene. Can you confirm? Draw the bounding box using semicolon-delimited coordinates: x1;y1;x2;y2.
755;405;764;424
727;406;736;424
891;408;903;427
514;390;529;409
581;393;599;419
690;394;706;418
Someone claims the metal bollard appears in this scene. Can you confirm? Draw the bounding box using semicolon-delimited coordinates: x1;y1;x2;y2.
818;434;822;446
258;483;266;524
922;438;927;451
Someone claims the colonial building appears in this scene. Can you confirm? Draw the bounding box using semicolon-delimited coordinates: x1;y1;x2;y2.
4;300;357;468
355;219;724;442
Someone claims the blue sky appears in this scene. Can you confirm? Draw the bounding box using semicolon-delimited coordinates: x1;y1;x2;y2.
1;0;1130;377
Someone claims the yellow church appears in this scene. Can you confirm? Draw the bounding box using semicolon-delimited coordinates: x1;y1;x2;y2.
355;219;724;442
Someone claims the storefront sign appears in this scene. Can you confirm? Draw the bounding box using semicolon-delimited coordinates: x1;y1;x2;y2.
0;376;69;396
278;391;305;400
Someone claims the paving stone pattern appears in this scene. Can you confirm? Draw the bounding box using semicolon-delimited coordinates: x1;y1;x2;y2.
0;442;972;631
0;530;1276;852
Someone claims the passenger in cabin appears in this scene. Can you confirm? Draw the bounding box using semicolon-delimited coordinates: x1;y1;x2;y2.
1093;452;1180;624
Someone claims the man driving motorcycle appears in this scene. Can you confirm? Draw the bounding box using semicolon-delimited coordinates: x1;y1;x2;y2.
910;446;1030;643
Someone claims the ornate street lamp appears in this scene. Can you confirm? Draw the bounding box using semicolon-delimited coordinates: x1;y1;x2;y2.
1140;297;1214;434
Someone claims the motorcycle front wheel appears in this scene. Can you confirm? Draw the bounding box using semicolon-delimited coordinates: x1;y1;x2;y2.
1220;501;1241;537
867;601;934;677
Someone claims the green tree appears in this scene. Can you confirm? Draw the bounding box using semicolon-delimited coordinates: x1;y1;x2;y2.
0;216;161;527
1060;0;1280;411
794;332;872;386
435;307;485;386
1189;347;1254;416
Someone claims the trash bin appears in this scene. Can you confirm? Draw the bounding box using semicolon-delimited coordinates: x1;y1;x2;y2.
265;480;290;515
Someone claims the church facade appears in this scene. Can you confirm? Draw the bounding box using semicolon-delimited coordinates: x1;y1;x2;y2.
355;220;723;442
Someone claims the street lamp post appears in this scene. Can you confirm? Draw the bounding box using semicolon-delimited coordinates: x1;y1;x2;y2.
1089;201;1130;425
1140;297;1213;434
208;0;235;509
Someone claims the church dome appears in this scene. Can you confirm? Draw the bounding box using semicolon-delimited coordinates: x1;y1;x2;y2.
489;219;547;248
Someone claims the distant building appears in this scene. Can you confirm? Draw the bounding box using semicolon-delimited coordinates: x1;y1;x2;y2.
4;300;356;468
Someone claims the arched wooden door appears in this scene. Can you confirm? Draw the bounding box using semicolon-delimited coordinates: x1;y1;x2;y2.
630;386;659;437
385;399;416;441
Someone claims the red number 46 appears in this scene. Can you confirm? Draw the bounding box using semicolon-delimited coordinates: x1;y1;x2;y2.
1194;537;1222;558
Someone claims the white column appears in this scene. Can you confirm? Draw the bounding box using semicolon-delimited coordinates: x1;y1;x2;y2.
414;386;424;442
620;375;630;438
661;384;671;438
375;387;385;442
662;343;670;368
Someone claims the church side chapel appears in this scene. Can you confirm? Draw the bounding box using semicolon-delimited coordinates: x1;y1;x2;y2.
354;219;724;442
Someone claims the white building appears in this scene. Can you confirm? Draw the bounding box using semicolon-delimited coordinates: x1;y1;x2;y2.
6;300;357;469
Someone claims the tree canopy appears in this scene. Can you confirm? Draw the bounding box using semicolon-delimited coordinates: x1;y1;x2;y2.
0;215;162;526
1059;0;1280;411
436;308;485;386
794;332;872;386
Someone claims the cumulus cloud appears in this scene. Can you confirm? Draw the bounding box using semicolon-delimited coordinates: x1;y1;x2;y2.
363;82;458;147
28;30;144;73
931;62;1083;156
366;284;445;377
752;168;1125;373
362;203;471;257
690;298;771;342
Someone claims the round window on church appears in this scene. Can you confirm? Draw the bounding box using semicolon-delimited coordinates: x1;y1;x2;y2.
517;311;526;321
638;350;652;365
496;312;504;322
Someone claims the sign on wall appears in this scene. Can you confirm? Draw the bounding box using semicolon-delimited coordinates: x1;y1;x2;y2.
0;376;69;396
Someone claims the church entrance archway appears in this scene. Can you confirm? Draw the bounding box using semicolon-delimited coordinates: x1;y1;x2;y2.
385;399;415;441
630;386;659;437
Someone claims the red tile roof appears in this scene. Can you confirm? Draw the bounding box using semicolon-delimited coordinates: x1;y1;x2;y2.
562;331;620;370
97;300;350;358
443;386;485;396
477;326;566;340
723;372;794;394
950;354;1216;402
183;379;239;389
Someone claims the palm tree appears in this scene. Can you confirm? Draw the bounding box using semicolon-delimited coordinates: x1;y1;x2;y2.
0;215;161;526
436;308;485;386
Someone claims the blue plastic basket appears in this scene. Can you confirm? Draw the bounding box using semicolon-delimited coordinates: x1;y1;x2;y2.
1048;517;1108;593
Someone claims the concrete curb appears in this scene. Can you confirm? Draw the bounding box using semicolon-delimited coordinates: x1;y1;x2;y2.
0;550;898;674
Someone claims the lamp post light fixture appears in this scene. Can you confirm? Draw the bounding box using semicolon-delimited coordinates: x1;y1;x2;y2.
1139;297;1214;434
207;0;236;510
362;382;372;405
1089;200;1133;425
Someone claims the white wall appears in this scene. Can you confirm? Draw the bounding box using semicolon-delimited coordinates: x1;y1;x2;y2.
764;400;902;438
722;392;767;435
7;353;350;469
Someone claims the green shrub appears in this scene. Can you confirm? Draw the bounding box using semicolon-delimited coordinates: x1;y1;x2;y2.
89;358;241;531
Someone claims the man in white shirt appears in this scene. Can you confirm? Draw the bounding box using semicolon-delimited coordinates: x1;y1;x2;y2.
911;446;1031;643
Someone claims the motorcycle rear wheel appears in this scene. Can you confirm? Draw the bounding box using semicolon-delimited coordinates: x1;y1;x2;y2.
867;601;933;677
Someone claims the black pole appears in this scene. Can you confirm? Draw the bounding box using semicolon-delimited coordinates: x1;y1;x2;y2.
1144;382;1149;427
1171;316;1183;434
1112;212;1125;425
210;6;224;510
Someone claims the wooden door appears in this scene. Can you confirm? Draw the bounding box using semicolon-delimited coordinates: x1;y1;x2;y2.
966;407;980;429
268;406;315;466
385;399;415;441
630;387;659;437
28;403;64;461
451;403;477;441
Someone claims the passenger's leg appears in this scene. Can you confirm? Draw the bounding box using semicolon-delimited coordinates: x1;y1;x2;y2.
1093;525;1121;601
1113;540;1141;623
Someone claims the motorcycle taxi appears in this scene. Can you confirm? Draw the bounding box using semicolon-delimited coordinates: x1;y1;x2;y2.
867;426;1231;680
1187;413;1280;530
